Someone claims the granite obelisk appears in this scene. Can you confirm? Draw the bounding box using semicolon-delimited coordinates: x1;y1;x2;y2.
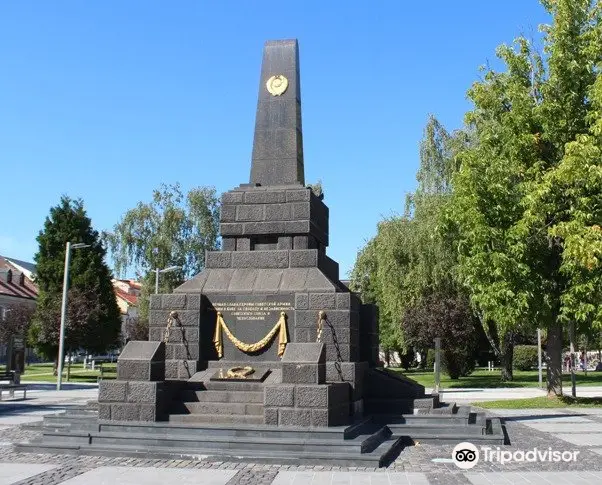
250;39;304;186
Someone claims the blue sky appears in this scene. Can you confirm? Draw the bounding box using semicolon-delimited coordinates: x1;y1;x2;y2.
0;1;550;278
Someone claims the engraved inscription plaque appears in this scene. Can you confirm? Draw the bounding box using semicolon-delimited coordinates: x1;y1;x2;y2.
205;294;294;362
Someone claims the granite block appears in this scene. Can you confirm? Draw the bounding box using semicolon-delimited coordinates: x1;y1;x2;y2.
282;343;325;363
168;343;200;360
282;363;325;384
290;249;318;267
220;205;236;222
203;269;235;292
309;293;336;310
174;310;201;327
286;189;311;202
264;385;295;406
149;310;170;328
277;236;292;249
291;202;310;219
295;385;328;408
149;294;162;310
222;192;244;204
244;191;286;204
231;250;289;268
236;204;265;221
139;404;158;421
236;238;251;251
294;310;318;328
284;220;310;233
311;409;329;427
295;293;309;309
163;294;186;309
265;203;292;221
264;407;278;425
305;269;336;292
99;380;127;402
294;328;312;342
185;294;201;310
280;268;309;291
119;341;165;361
323;310;352;327
227;268;258;292
243;221;286;235
164;360;178;379
279;408;311;427
127;382;158;403
206;251;232;268
222;237;236;251
98;403;111;420
111;403;140;421
220;223;244;235
335;293;351;310
293;236;308;249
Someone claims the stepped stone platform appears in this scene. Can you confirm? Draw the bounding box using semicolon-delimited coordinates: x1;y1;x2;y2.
15;401;503;467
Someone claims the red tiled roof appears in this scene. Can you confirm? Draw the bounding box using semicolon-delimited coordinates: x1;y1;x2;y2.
115;287;138;305
0;257;39;301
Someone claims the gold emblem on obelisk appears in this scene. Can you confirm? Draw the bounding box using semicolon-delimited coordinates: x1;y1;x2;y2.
266;75;288;96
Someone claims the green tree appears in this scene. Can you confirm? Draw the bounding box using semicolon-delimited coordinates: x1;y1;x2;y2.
29;196;121;365
106;183;220;323
350;116;470;363
451;0;602;395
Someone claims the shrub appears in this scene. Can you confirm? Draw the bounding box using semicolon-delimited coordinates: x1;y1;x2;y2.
426;349;436;370
513;345;539;371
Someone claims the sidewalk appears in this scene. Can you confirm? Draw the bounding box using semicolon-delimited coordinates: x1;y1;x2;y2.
428;386;602;402
1;385;602;484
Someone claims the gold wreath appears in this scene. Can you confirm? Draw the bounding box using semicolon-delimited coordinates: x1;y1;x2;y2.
266;75;288;96
226;366;255;379
213;311;288;358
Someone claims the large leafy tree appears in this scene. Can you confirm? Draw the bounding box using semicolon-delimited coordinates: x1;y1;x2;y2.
451;0;602;395
106;183;220;322
351;116;469;362
29;197;121;364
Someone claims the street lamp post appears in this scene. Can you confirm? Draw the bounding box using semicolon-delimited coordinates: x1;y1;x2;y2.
155;266;182;294
57;241;90;391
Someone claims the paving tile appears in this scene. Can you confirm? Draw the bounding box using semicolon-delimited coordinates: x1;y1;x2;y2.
523;423;602;433
57;466;237;485
0;463;57;485
465;472;602;485
554;433;602;446
270;472;430;485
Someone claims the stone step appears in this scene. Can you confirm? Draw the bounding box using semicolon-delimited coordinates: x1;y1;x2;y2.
174;401;264;416
168;413;265;425
204;381;265;391
97;418;372;440
40;428;390;455
178;389;264;403
364;397;434;414
388;423;486;436
14;439;406;467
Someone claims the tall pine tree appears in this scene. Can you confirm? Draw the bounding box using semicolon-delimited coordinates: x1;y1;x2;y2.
29;196;121;365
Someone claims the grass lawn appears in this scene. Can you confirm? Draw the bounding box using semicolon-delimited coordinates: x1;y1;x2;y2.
10;362;117;383
389;368;602;389
473;396;602;408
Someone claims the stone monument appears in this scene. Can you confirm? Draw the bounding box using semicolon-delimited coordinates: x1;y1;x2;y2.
101;39;424;427
25;40;504;465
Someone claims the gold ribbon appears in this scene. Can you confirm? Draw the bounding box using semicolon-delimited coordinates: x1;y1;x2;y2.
316;310;325;343
213;311;289;358
163;311;179;343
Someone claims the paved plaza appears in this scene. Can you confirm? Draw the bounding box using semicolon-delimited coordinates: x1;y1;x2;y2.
1;386;602;484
